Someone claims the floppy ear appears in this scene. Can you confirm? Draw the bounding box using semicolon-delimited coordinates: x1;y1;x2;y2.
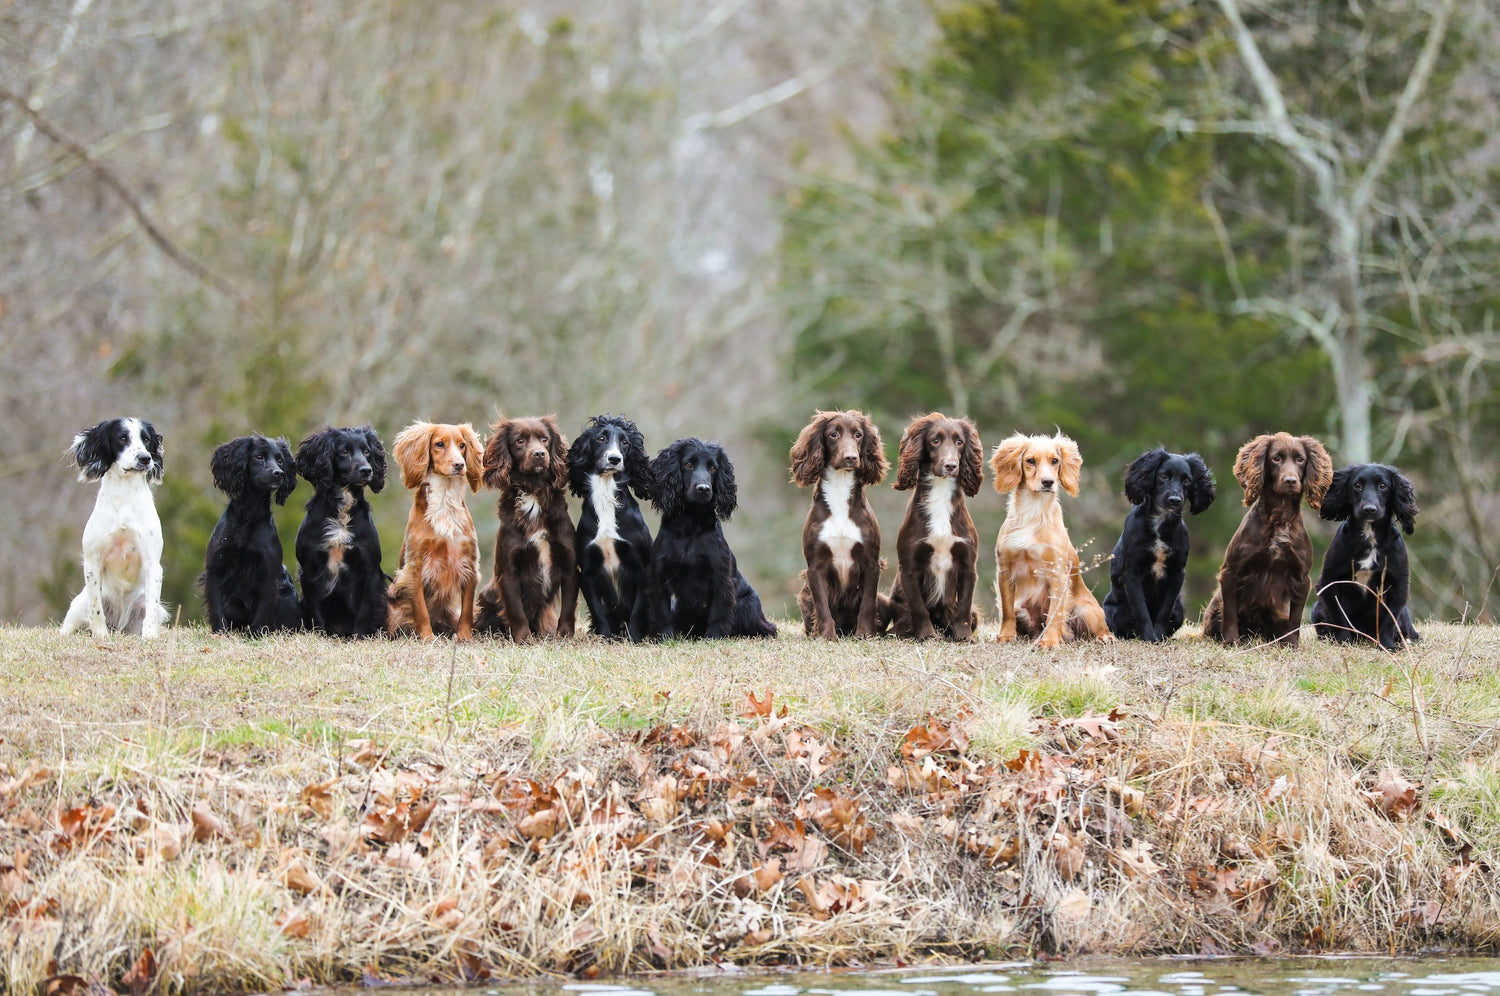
894;415;932;491
210;437;252;499
1187;453;1216;515
1301;436;1333;509
544;416;569;492
1054;434;1082;497
142;421;165;484
566;421;594;499
1393;469;1419;535
789;412;829;487
295;430;334;493
273;437;297;506
989;434;1028;494
650;443;686;521
68;421;115;482
1233;435;1271;507
959;419;984;497
1318;468;1352;522
855;413;887;487
362;427;387;493
482;419;512;492
713;444;738;520
1123;449;1166;506
624;420;652;501
461;425;484;493
392;422;434;490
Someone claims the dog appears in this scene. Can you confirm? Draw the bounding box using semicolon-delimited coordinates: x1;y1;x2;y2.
567;414;654;641
60;417;169;638
1311;463;1420;649
1101;448;1216;642
294;425;388;637
202;434;301;634
790;409;888;639
991;432;1112;649
882;413;983;641
1203;432;1332;647
385;421;483;640
475;414;578;643
646;438;777;639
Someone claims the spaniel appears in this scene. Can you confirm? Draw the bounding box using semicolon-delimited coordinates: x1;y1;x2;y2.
567;414;654;642
60;417;169;638
647;438;777;639
1101;448;1216;642
202;434;301;634
1311;463;1420;649
475;414;578;643
385;421;483;640
882;413;982;641
790;409;887;639
1203;432;1332;647
295;426;388;637
991;432;1111;649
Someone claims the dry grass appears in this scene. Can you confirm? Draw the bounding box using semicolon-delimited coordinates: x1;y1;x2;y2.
3;622;1500;994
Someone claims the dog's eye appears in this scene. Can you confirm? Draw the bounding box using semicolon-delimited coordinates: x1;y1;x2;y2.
683;460;693;469
435;440;446;448
1294;455;1304;463
1377;482;1387;491
1026;457;1036;465
1051;457;1059;465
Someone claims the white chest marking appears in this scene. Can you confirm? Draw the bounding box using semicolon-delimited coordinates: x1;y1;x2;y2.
1353;524;1379;587
817;470;862;586
425;474;472;540
923;476;962;601
1149;515;1169;580
589;475;623;578
84;472;163;597
517;490;556;591
324;488;356;581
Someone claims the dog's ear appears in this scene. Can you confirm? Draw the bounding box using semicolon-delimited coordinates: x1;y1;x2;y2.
210;436;253;499
273;437;297;506
1392;468;1419;535
566;419;594;499
460;424;484;493
713;443;738;520
1186;453;1216;515
68;421;117;482
894;414;933;491
1319;467;1352;522
650;442;686;520
142;420;165;484
789;411;830;487
1054;433;1082;497
988;434;1027;494
295;429;335;493
392;422;435;490
543;416;569;492
625;420;653;502
362;426;387;494
482;418;512;492
1233;434;1271;506
1300;436;1333;509
959;419;984;497
1123;448;1165;506
856;412;888;487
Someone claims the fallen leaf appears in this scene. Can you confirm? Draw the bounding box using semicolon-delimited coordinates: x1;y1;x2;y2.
190;800;231;842
277;906;311;938
1054;886;1091;922
121;947;155;996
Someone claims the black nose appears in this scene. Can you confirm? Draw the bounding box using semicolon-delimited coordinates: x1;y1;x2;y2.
694;483;713;497
135;455;151;467
356;465;372;480
270;467;284;479
1040;479;1054;490
606;454;622;466
1164;494;1183;508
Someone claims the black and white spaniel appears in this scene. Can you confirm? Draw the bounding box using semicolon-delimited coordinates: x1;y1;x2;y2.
1311;463;1420;649
61;417;169;638
203;434;302;635
567;414;654;641
647;438;777;640
1101;448;1216;641
295;426;388;637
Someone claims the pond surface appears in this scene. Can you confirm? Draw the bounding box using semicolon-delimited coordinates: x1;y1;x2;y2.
347;957;1500;996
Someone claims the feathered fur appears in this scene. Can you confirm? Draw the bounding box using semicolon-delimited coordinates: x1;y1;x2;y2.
1311;463;1420;649
202;434;301;635
566;414;654;641
294;426;388;637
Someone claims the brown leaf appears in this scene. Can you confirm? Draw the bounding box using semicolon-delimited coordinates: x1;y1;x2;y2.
277;906;311;938
796;788;871;854
277;851;330;896
517;806;559;840
133;822;182;862
1056;709;1121;743
121;947;155;996
1054;886;1091;922
740;690;786;718
902;716;969;758
300;778;338;820
190;800;231;842
1112;841;1161;879
1368;768;1420;820
41;973;90;996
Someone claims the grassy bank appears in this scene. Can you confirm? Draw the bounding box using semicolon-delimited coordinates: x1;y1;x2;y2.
3;623;1500;994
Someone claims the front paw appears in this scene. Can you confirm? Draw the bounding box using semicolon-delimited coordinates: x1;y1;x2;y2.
996;626;1017;643
417;625;436;641
912;623;937;641
90;624;110;640
510;627;534;645
1035;631;1062;650
949;623;974;643
854;622;878;639
557;620;576;639
817;622;838;640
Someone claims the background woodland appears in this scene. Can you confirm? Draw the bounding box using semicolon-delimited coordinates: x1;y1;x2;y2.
2;0;1496;626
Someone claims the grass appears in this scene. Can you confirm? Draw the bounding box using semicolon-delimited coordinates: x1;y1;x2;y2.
3;621;1500;994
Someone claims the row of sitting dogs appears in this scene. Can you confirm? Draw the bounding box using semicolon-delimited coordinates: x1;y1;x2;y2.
59;411;1419;650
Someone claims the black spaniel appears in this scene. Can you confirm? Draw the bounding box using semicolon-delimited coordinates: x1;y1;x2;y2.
1312;463;1420;649
1102;448;1216;641
203;434;301;635
646;438;777;639
294;426;388;637
568;414;654;641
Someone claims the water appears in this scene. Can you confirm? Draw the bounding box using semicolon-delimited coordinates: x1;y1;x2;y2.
356;957;1500;996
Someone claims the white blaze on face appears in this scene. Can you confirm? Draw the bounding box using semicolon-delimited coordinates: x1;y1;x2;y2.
923;474;961;603
817;468;861;586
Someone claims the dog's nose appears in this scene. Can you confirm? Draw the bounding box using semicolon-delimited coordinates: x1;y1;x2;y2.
693;483;713;498
135;454;151;468
1040;478;1055;490
452;462;466;474
356;465;372;480
605;452;623;467
1164;494;1183;509
941;460;959;475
